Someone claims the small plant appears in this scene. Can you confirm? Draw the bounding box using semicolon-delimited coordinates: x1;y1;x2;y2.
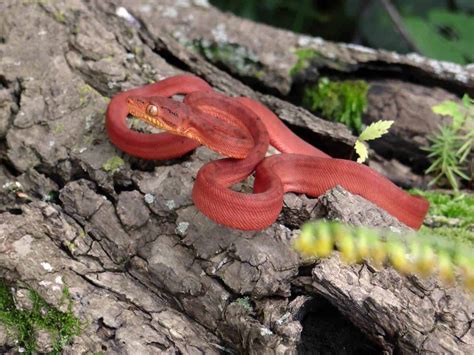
425;94;473;191
302;77;369;133
102;156;125;173
294;221;474;292
411;189;474;246
53;10;66;24
0;281;81;354
354;120;394;163
234;296;254;313
289;48;319;76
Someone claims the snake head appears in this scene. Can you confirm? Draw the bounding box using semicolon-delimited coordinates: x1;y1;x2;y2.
127;95;254;158
127;95;190;133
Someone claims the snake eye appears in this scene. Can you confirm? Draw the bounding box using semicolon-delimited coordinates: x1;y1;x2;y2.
146;105;158;116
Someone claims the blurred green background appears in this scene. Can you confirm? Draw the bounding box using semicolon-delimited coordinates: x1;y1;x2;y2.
210;0;474;64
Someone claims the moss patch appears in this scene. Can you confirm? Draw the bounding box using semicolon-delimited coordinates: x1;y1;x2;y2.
420;225;474;246
289;48;319;76
102;156;125;173
234;296;254;313
412;189;474;246
52;122;65;134
302;77;369;133
188;39;264;78
53;10;66;24
78;84;107;108
0;281;81;354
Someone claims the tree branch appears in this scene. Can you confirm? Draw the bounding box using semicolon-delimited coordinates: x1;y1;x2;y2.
378;0;421;53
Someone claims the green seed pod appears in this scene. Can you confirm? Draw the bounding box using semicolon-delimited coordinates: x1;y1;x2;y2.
387;240;411;274
453;252;471;272
330;222;350;242
415;243;437;277
336;230;357;264
312;222;334;258
367;234;387;268
437;250;455;284
294;223;318;256
454;253;474;291
463;268;474;292
354;227;372;261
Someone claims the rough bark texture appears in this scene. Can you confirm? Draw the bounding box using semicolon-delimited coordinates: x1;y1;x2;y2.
0;1;472;354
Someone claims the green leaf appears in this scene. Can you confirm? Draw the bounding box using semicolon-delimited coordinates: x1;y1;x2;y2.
403;9;474;65
425;162;439;174
462;94;472;108
432;100;465;129
432;100;460;116
429;10;474;60
404;16;465;64
445;169;459;191
354;140;368;164
457;140;473;163
452;166;470;180
358;120;394;141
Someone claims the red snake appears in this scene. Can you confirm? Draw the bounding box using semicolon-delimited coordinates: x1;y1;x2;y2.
106;75;429;230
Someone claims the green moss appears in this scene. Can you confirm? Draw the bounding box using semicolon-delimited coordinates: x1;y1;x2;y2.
234;296;253;313
132;46;145;66
53;10;66;24
412;189;474;246
413;190;474;222
188;40;263;78
78;229;86;238
101;156;125;173
0;281;81;354
52;122;64;134
420;226;474;246
82;133;94;147
133;47;144;56
79;84;101;107
302;77;369;133
43;190;59;203
78;85;95;96
254;70;265;79
64;241;77;252
289;48;319;76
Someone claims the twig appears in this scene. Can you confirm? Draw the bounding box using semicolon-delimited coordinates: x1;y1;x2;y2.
378;0;421;53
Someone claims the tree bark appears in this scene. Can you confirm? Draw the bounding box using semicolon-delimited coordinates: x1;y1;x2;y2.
0;0;472;354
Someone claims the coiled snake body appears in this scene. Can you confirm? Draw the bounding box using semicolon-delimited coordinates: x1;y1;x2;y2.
106;75;429;230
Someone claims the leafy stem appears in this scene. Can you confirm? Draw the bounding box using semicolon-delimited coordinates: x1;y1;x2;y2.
425;94;473;191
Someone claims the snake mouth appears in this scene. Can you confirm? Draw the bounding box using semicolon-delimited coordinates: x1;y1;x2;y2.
127;98;171;131
128;108;164;129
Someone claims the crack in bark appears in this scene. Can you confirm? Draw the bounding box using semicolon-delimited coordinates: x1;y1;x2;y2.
73;270;154;319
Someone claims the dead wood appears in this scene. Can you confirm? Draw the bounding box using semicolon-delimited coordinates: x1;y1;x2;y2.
0;1;472;354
